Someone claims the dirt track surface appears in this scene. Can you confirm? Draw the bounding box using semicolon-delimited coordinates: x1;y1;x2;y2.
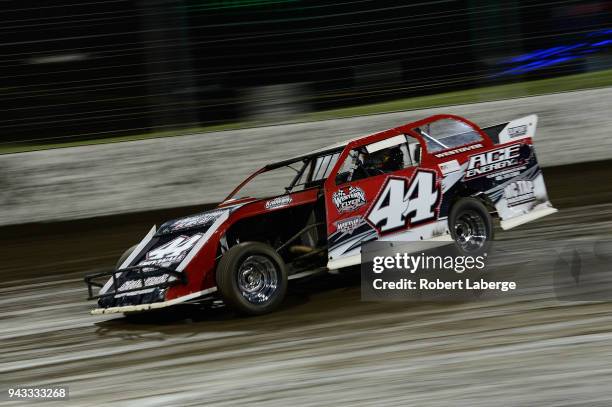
2;163;612;406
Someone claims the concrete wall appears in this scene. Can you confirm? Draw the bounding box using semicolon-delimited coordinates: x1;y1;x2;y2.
1;87;611;226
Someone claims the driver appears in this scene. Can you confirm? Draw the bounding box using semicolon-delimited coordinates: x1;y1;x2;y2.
363;147;404;174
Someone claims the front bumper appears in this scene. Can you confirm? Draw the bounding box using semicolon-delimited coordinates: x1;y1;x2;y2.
90;287;217;314
84;265;186;301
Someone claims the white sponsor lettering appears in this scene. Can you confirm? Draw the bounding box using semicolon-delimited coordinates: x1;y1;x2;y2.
169;211;224;231
508;125;527;138
466;144;521;178
334;216;362;234
265;196;293;210
504;180;535;206
332;186;367;213
434;143;483;158
118;274;170;292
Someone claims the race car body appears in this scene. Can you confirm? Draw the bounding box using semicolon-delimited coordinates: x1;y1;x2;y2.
85;114;557;315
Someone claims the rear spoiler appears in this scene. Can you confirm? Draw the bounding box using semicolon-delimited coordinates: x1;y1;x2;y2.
481;114;538;144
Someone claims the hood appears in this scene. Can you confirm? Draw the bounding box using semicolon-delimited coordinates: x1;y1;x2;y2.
129;203;247;271
157;209;227;236
156;202;247;236
98;202;250;308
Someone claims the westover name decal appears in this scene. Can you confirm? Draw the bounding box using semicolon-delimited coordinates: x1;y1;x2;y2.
434;143;483;158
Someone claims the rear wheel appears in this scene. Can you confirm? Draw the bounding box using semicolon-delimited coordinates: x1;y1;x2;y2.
449;198;493;256
216;242;287;315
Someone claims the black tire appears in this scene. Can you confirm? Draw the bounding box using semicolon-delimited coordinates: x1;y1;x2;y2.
116;244;138;269
449;198;494;256
216;242;287;315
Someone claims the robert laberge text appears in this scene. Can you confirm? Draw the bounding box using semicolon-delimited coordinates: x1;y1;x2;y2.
373;278;516;292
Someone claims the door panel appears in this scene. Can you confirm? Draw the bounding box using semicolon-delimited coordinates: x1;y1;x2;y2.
325;167;422;267
324;133;443;268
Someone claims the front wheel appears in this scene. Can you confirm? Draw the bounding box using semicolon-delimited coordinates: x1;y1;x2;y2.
449;198;494;256
216;242;287;315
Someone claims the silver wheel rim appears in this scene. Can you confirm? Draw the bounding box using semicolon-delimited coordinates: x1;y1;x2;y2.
237;255;279;304
454;210;487;252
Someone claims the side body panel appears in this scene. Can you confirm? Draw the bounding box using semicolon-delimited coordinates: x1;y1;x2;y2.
323;122;454;269
437;115;555;229
97;189;320;307
323;114;555;269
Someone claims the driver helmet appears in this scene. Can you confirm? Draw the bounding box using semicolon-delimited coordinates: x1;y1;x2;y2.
365;147;404;172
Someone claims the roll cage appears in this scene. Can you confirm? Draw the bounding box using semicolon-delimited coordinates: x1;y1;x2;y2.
225;146;344;201
225;114;492;202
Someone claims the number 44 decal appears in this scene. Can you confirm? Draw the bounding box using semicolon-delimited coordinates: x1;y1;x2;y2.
366;169;440;234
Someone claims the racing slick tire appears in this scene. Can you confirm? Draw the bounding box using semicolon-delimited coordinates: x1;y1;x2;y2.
216;242;288;315
449;198;494;256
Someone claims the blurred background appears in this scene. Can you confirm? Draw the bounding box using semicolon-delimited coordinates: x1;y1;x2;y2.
2;0;611;148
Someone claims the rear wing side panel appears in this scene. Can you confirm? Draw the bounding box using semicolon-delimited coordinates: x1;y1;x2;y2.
481;114;538;145
472;115;557;229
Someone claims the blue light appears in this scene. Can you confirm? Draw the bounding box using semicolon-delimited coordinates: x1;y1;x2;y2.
494;28;612;77
497;57;579;77
507;44;584;63
592;39;612;47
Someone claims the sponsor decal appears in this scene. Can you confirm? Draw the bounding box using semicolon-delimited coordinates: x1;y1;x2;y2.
117;234;203;294
169;211;225;231
508;125;528;138
332;186;367;213
366;170;440;234
490;168;523;181
465;144;522;179
139;233;203;267
438;159;461;175
504;180;535;206
434;143;483;158
265;195;293;210
118;274;170;293
334;216;362;234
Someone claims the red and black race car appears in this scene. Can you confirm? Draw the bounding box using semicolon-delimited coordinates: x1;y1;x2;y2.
85;114;557;315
